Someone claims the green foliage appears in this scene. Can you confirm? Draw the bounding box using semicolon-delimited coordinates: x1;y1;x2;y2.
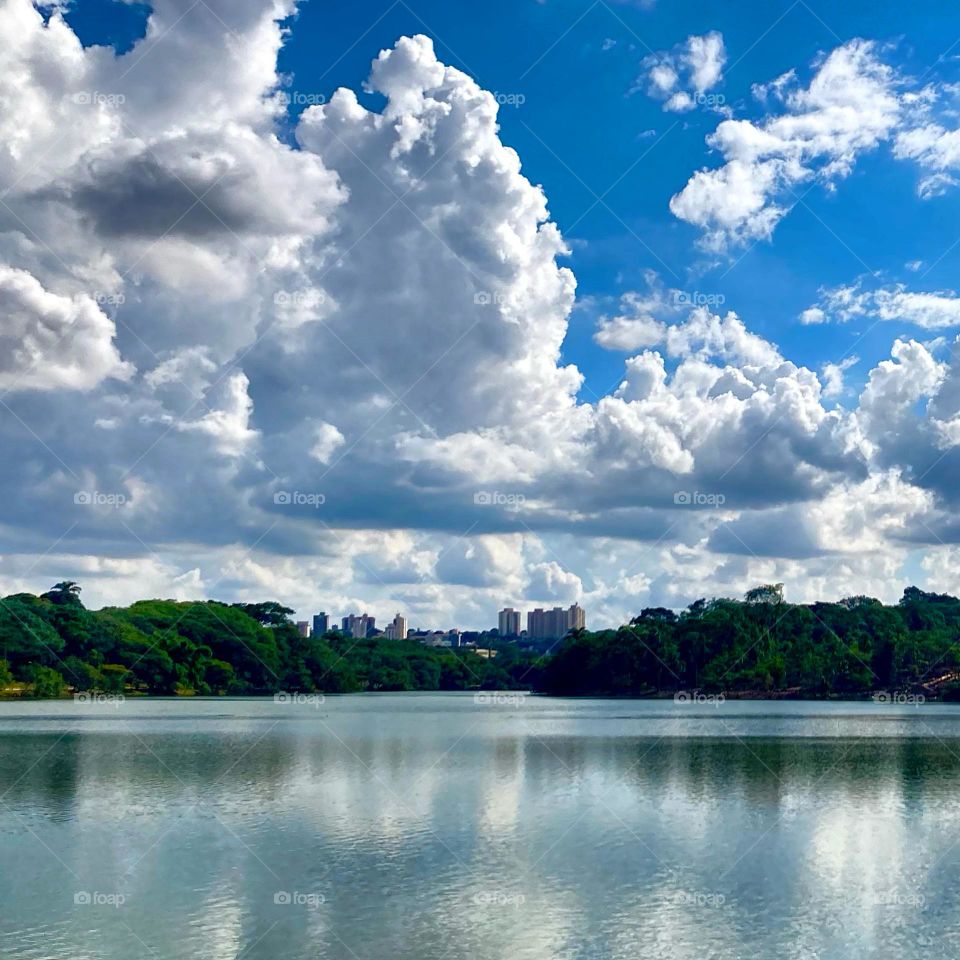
4;583;538;698
40;581;83;606
540;586;960;697
0;598;65;669
16;580;960;701
26;664;66;698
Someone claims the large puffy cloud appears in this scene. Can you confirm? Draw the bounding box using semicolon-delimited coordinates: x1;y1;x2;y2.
288;33;581;437
59;125;340;242
1;5;960;629
0;264;132;390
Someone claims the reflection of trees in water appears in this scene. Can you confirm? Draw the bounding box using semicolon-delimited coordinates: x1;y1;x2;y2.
0;732;303;814
5;729;960;819
0;733;83;820
5;729;960;960
516;735;960;812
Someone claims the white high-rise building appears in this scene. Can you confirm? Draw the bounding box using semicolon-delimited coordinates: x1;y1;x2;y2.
526;604;585;640
385;612;408;640
498;607;522;636
342;613;375;638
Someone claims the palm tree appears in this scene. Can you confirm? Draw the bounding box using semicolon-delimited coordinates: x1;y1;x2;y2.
41;581;82;606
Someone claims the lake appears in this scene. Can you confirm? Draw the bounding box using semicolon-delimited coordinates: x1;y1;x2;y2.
2;694;960;959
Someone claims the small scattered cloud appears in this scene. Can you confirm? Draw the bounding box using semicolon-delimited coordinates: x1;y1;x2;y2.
805;277;960;329
670;40;905;250
638;31;727;113
821;356;859;399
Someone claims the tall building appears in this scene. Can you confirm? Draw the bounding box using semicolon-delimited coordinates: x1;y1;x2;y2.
527;608;546;638
526;604;585;640
312;612;330;636
384;612;408;640
498;607;522;637
342;613;375;638
296;620;311;638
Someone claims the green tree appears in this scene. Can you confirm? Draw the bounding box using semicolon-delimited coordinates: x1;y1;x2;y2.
26;665;65;698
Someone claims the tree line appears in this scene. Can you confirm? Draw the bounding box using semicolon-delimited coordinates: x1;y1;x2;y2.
4;581;960;699
0;583;537;697
540;584;960;698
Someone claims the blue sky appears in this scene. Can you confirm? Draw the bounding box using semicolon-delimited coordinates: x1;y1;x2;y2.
6;0;960;626
260;0;960;398
65;0;960;397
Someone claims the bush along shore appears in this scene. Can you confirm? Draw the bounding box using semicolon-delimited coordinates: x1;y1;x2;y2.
3;582;960;701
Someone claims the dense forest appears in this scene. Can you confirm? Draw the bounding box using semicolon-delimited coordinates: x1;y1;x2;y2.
0;582;537;698
541;584;960;699
3;581;960;699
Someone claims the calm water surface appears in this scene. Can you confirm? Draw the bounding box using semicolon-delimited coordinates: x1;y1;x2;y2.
3;695;960;959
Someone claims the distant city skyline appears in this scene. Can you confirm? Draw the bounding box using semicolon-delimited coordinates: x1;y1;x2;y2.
299;603;586;641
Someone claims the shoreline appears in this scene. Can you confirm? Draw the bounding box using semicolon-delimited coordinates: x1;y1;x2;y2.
0;689;951;704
